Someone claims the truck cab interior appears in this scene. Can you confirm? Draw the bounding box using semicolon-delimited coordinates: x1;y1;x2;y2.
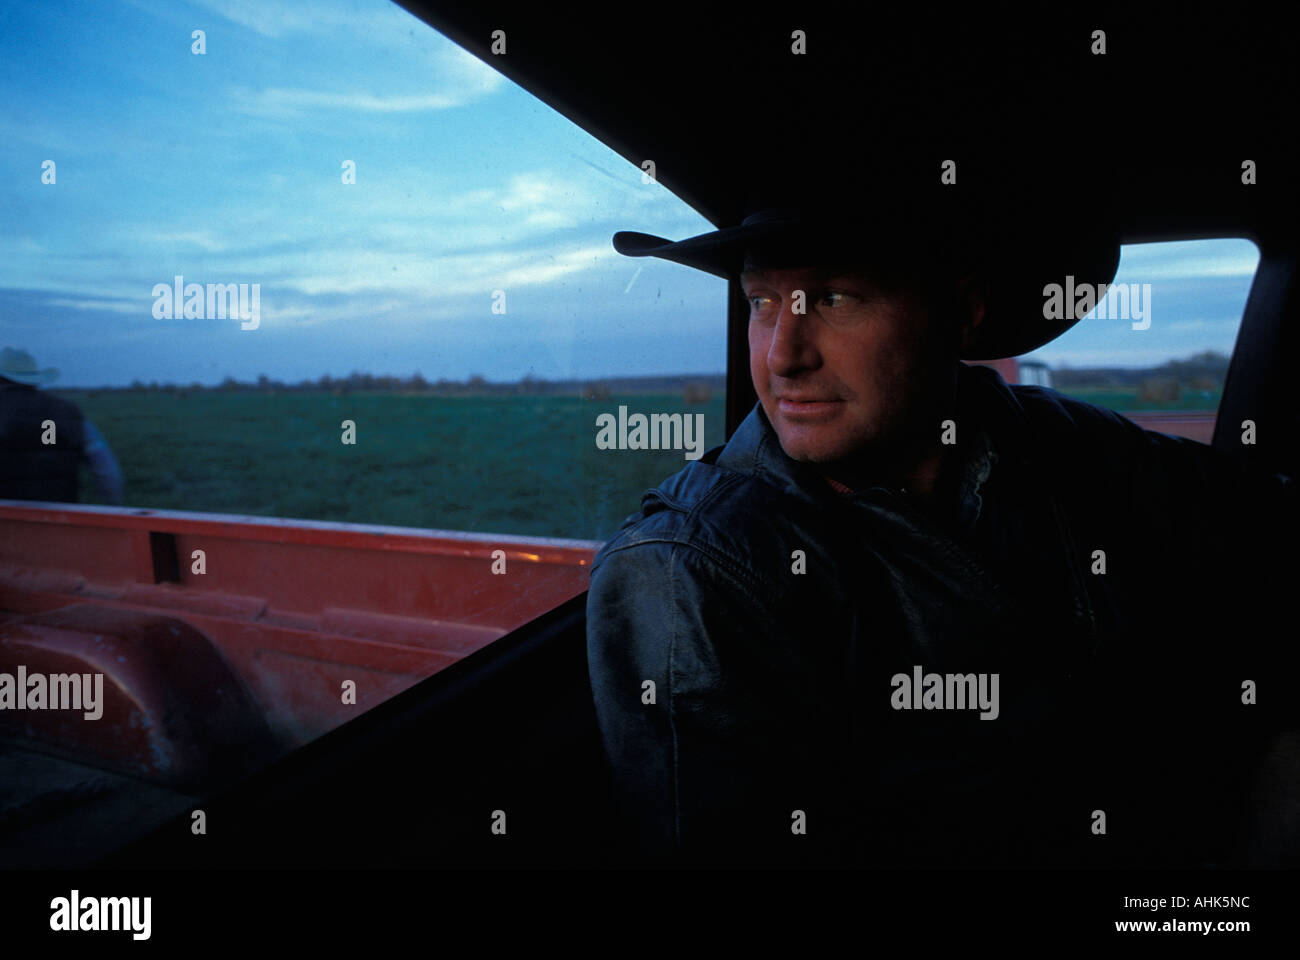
3;4;1297;870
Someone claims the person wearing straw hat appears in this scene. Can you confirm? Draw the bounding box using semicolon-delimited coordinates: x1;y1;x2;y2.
585;158;1299;868
0;347;123;506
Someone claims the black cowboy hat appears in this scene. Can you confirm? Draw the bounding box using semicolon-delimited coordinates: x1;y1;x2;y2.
613;155;1121;361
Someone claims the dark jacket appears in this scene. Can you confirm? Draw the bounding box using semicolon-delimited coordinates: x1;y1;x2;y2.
0;379;123;505
586;361;1299;867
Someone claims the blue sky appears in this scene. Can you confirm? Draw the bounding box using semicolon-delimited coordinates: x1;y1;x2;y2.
0;0;1259;388
1024;237;1259;370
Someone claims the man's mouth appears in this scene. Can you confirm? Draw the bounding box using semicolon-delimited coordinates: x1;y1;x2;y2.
776;396;844;417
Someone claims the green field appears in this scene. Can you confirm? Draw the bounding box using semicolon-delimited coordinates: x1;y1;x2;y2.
58;391;727;542
50;384;1217;540
1052;386;1221;412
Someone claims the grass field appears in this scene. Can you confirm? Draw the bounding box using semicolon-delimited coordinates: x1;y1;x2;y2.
52;384;1216;540
58;391;727;542
1053;386;1221;412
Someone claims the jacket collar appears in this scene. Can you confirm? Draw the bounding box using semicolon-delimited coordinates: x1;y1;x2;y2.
715;360;1035;508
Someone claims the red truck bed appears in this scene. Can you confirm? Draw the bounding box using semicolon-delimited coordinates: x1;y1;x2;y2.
0;501;597;816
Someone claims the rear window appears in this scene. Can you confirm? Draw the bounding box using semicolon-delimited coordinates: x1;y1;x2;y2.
1015;237;1260;442
2;0;726;540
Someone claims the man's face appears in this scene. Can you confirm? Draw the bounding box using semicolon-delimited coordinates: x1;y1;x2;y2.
743;264;957;470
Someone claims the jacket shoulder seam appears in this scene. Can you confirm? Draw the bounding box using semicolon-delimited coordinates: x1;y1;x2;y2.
593;532;772;598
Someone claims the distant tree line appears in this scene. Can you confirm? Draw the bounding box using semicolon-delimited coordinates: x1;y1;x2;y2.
1050;350;1230;389
83;371;726;399
60;350;1230;398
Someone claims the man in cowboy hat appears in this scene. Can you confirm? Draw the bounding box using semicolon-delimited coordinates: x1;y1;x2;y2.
0;347;123;506
585;159;1299;867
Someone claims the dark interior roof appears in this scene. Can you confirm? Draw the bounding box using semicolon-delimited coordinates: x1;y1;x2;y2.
399;3;1298;246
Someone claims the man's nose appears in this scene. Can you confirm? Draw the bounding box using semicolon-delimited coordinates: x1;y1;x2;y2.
766;293;820;375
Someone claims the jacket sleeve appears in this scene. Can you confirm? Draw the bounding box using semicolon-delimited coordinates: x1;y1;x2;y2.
586;539;680;859
586;537;850;866
79;419;124;506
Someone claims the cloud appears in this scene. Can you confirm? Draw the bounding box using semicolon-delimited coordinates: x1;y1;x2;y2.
286;243;611;296
224;32;503;117
46;298;146;315
230;87;470;115
1116;240;1260;281
189;0;398;40
257;297;410;327
1033;343;1235;368
134;231;227;252
1153;317;1238;334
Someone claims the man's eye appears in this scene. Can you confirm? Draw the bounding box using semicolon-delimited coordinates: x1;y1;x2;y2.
820;291;850;308
748;295;773;311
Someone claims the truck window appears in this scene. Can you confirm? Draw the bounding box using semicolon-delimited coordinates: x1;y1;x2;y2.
1015;237;1260;443
1;0;725;541
0;0;725;787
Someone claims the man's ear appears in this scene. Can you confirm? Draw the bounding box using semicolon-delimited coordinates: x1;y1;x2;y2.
954;272;988;355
